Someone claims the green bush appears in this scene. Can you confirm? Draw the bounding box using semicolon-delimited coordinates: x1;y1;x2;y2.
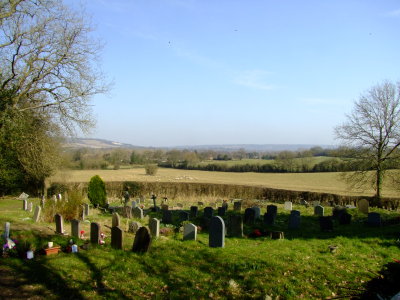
43;187;85;222
145;164;158;176
87;175;107;207
123;181;143;197
47;182;68;197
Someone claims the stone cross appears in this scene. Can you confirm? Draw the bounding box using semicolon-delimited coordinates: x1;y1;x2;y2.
112;212;121;227
90;222;100;244
55;214;64;234
111;226;124;249
149;218;160;238
151;194;157;208
132;227;151;252
209;216;225;248
183;223;197;241
33;205;41;222
71;219;80;239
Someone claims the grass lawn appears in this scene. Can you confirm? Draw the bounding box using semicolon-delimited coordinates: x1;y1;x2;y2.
1;196;400;299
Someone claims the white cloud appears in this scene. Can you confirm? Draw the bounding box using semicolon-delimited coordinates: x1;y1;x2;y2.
234;70;276;90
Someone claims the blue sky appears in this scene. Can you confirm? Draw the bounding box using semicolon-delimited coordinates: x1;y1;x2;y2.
72;0;400;147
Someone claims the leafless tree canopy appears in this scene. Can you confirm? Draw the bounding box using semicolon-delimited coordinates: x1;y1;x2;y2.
0;0;109;134
335;80;400;200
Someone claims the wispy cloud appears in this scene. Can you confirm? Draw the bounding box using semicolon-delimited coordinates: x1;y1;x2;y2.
234;70;276;90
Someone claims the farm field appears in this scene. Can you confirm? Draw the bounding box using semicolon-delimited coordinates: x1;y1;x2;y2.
1;197;399;299
50;168;400;198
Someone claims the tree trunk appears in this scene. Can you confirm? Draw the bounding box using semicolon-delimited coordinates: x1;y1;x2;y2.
375;167;383;207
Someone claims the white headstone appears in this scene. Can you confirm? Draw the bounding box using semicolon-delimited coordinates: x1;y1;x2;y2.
4;222;10;239
284;201;292;210
18;192;29;200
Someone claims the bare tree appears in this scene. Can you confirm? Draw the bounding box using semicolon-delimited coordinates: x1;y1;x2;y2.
335;80;400;204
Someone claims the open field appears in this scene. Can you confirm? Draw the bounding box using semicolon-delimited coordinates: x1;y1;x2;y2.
50;168;400;198
1;197;399;299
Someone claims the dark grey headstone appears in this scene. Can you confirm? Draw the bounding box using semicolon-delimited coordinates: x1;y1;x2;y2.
133;207;144;219
319;216;333;231
263;212;276;226
233;201;242;212
204;207;214;218
251;206;261;219
71;219;80;239
151;195;157;208
222;202;228;210
217;207;226;216
111;226;124;249
339;212;352;225
161;204;169;211
183;223;197;241
90;222;100;244
149;218;160;238
55;214;64;234
33;205;41;222
244;208;256;224
288;210;301;229
332;206;347;220
358;199;369;214
179;211;189;222
112;212;121;227
190;206;198;218
132;227;151;252
314;205;324;217
209;216;225;248
266;205;278;218
227;215;243;238
367;212;381;227
162;210;172;224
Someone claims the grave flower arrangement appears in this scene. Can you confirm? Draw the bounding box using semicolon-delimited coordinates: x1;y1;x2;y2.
2;238;17;256
80;230;85;239
99;232;105;245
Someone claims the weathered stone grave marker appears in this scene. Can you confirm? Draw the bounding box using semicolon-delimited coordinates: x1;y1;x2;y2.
22;199;28;211
204;207;214;218
263;212;275;226
319;216;333;231
112;212;121;227
40;196;45;208
122;206;132;218
27;202;33;212
131;200;137;209
132;227;151;252
179;211;189;222
71;219;80;239
128;221;141;233
284;201;292;210
251;206;261;219
209;216;225;248
217;207;226;216
267;205;278;218
367;212;381;227
90;222;100;244
84;203;90;216
111;226;123;249
358;199;369;214
314;205;324;217
133;207;144;219
33;205;41;222
55;214;64;234
183;223;197;241
190;206;198;218
288;210;301;229
162;210;172;224
4;222;10;239
244;208;256;224
149;218;160;238
227;215;243;237
233;201;242;212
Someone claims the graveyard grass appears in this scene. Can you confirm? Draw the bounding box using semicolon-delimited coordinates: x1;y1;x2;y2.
1;197;400;299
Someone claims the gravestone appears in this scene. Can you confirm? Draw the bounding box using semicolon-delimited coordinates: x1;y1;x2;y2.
314;205;324;217
139;196;145;203
190;206;198;218
244;208;256;224
124;191;130;205
55;214;64;234
4;222;10;239
80;206;85;221
319;216;333;231
227;215;243;237
112;212;121;227
162;210;172;224
263;212;276;226
233;201;242;212
133;207;144;219
176;203;184;208
149;218;160;238
209;216;225;248
131;200;137;209
128;221;141;233
163;197;168;203
111;226;123;249
179;211;189;222
222;202;228;210
251;206;261;219
151;194;157;208
266;205;278;218
339;211;352;225
288;210;301;229
33;205;41;222
358;199;369;214
284;201;292;210
40;196;45;208
183;223;197;241
84;203;90;216
367;212;381;227
270;231;284;239
71;219;80;239
217;207;226;216
27;202;33;212
132;227;151;252
332;206;347;219
204;207;214;218
162;204;169;211
312;201;320;207
197;201;204;206
57;193;62;201
22;199;28;211
122;206;132;218
18;192;29;200
90;222;100;244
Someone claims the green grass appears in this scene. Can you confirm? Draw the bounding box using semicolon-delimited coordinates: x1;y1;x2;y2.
1;197;400;299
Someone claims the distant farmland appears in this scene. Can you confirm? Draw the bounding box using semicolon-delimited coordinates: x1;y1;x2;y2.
49;168;400;198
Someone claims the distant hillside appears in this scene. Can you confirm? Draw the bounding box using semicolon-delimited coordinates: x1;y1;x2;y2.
63;138;145;149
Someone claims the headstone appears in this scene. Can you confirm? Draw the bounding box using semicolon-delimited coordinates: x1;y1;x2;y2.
179;211;189;222
112;212;121;227
27;202;33;212
33;205;41;222
90;222;100;244
217;207;226;217
288;210;301;229
251;206;261;219
122;206;132;218
131;201;137;209
151;194;157;208
176;203;184;208
149;218;160;238
190;206;198;218
18;192;29;200
183;223;197;241
162;210;172;224
284;201;292;210
233;201;242;212
227;215;243;237
71;219;80;239
358;199;369;214
161;204;169;211
133;207;143;219
55;214;64;234
57;193;62;201
266;205;278;218
209;216;225;248
111;226;123;249
312;201;320;207
84;203;90;216
332;206;347;219
128;221;141;233
367;212;381;227
163;197;168;203
40;196;46;208
244;208;256;224
270;231;284;239
263;212;276;226
319;216;333;231
339;211;352;225
22;199;28;211
4;222;10;239
197;201;204;206
132;227;151;252
222;202;228;210
204;207;214;218
80;206;85;221
124;191;130;205
314;205;324;217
